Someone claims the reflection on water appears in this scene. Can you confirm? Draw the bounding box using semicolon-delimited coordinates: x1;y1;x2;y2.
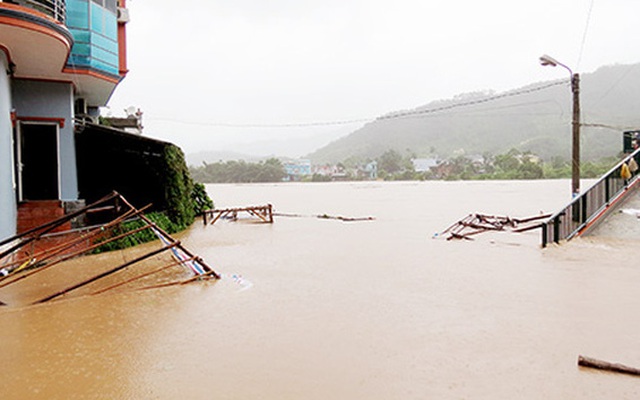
1;181;639;399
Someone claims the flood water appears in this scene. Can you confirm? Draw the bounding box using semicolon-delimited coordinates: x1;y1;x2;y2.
1;180;639;399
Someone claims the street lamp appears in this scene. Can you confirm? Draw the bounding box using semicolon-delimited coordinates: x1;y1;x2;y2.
539;54;581;197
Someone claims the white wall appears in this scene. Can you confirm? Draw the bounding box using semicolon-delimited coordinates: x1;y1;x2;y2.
11;79;77;200
0;51;17;241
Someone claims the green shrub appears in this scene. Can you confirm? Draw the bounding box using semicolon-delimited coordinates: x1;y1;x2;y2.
92;212;182;253
191;182;214;215
162;145;195;229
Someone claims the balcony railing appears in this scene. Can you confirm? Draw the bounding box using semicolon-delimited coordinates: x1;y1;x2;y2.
5;0;66;23
541;147;640;247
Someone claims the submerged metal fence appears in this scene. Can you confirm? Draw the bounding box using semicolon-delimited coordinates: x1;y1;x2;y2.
541;147;640;247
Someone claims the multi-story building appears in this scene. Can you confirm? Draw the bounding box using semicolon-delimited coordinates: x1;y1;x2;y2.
283;159;312;181
0;0;129;241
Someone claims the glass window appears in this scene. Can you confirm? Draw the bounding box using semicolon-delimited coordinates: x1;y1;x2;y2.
105;0;117;13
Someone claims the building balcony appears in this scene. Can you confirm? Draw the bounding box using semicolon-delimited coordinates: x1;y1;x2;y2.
0;0;126;107
0;1;73;81
3;0;66;23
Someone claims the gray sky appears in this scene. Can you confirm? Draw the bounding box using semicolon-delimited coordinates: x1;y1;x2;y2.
107;0;640;158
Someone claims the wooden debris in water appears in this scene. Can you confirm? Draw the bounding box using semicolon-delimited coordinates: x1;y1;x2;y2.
203;205;273;225
202;205;375;225
274;212;375;222
578;355;640;377
438;212;551;241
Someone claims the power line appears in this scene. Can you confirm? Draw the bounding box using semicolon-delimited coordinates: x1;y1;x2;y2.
576;0;596;70
591;64;635;107
146;80;569;129
582;122;639;131
147;116;373;128
377;80;568;121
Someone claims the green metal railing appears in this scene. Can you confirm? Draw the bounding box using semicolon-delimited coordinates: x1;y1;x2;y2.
541;147;640;247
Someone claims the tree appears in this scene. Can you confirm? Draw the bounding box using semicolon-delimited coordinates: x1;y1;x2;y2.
517;159;544;179
189;158;286;183
378;150;404;174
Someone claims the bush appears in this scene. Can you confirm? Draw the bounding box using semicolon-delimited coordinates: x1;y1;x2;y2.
92;212;182;253
93;146;215;253
191;182;214;215
162;145;195;229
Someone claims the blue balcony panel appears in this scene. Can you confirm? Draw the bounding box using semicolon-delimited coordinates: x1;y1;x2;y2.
91;46;118;66
91;33;118;54
90;59;119;76
67;0;89;29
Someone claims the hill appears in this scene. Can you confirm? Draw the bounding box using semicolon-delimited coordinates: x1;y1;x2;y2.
308;63;640;164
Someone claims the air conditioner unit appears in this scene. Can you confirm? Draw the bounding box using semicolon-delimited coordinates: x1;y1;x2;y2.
117;7;130;23
75;98;87;116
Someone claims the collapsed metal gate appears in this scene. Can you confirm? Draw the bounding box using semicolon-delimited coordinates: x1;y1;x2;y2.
0;191;219;306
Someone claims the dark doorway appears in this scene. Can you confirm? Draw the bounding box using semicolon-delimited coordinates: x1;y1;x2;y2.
19;123;59;200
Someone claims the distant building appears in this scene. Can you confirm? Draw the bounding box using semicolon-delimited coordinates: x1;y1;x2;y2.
361;161;378;180
312;164;337;177
102;107;143;134
412;158;439;172
284;159;312;181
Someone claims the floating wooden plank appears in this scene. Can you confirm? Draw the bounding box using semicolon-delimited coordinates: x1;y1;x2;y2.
274;212;375;222
578;355;640;377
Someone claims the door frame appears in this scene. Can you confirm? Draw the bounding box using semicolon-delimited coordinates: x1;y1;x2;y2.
16;121;61;202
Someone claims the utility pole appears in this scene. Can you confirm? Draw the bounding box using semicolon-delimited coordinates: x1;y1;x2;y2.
540;54;581;197
571;73;580;197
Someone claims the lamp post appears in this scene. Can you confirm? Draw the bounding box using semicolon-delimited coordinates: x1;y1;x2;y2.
539;54;580;197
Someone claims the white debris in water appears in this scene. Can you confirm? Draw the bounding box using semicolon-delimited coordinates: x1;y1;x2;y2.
620;208;640;218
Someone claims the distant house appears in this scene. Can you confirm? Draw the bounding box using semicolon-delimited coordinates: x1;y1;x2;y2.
102;108;144;135
0;0;130;241
361;161;378;180
412;158;439;172
312;164;337;177
284;159;312;181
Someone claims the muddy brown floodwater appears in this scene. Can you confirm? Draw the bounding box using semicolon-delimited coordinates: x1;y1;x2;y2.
1;180;639;399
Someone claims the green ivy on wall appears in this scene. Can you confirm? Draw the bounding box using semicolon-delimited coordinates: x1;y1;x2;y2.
94;144;214;253
162;145;195;229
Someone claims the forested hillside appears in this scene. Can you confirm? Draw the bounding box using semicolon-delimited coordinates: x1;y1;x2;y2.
308;63;640;164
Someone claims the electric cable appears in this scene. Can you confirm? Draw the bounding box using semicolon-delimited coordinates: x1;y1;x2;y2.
146;79;569;129
576;0;596;70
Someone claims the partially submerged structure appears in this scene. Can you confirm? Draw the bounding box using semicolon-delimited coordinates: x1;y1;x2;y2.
439;213;551;241
0;192;218;306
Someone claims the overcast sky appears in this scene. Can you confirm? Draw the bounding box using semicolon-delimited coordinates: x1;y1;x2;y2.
107;0;640;159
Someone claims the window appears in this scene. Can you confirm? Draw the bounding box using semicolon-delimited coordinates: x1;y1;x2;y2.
91;0;117;14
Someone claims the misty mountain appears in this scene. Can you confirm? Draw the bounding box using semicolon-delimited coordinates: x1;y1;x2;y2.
308;63;640;164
